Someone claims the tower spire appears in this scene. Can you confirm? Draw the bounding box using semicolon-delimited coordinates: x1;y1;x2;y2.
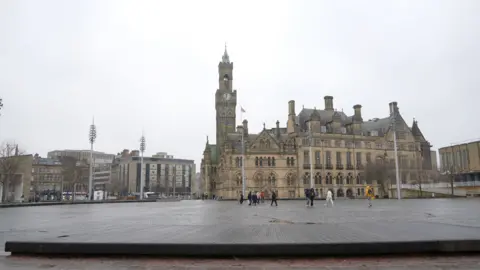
222;42;230;63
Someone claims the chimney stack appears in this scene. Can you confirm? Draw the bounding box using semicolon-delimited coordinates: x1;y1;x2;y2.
324;96;334;111
353;104;363;122
276;120;280;137
389;101;399;115
288;100;296;116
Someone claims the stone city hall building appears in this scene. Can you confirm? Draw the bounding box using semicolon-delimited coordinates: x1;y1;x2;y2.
201;48;433;199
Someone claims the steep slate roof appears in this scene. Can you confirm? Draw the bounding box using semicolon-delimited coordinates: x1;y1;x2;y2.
361;117;391;133
298;108;352;130
411;120;426;141
299;107;400;136
219;106;423;156
226;127;290;153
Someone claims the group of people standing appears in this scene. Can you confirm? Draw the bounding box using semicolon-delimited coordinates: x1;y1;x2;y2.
239;185;376;208
240;191;278;206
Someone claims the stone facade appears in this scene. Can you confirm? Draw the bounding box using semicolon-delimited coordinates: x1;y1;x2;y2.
32;156;64;194
201;48;433;200
0;154;32;202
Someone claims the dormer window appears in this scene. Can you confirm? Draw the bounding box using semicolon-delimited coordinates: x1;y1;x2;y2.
370;130;379;136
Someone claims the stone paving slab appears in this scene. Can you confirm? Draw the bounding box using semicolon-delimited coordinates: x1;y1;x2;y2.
2;255;480;269
2;199;480;256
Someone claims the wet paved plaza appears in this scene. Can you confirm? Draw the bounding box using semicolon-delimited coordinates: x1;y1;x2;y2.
1;198;480;248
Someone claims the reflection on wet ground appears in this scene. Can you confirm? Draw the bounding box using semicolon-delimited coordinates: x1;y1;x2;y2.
1;199;479;246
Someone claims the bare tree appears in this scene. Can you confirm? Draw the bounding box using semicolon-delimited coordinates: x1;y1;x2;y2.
59;156;90;193
364;157;395;197
0;143;25;202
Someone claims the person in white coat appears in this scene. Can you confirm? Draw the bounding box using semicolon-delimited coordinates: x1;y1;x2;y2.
325;190;334;208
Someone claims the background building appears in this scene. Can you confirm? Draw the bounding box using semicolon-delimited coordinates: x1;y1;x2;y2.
0;145;32;202
110;149;195;196
47;149;115;166
430;150;438;171
31;155;63;200
201;48;434;199
93;164;111;190
439;140;480;185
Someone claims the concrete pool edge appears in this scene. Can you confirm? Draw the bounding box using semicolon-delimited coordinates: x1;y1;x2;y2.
5;240;480;257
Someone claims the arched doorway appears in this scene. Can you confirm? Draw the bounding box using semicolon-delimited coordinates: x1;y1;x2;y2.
346;188;353;198
337;189;344;197
264;172;277;198
253;171;264;190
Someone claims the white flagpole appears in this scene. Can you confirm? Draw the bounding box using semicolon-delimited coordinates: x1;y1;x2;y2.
241;108;246;197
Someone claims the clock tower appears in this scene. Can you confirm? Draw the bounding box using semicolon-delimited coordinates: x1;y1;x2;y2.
215;45;237;149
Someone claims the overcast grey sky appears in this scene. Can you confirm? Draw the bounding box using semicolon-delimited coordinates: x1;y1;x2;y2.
1;0;479;168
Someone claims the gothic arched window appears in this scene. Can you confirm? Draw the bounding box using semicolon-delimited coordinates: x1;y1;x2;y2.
326;172;332;185
303;172;310;185
236;173;242;186
272;157;276;167
314;172;322;185
259;157;263;167
267;157;271;166
268;172;276;187
255;172;263;185
255;157;259;167
337;173;343;185
346;173;352;185
286;172;294;186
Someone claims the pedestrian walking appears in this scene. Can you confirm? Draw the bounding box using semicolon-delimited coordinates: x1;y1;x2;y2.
252;191;257;206
309;188;315;207
366;185;374;208
305;189;310;206
247;191;252;206
270;190;278;206
240;193;244;204
325;190;334;207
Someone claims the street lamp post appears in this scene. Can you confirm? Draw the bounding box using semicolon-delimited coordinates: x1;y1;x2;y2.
240;109;246;197
345;122;358;185
88;118;97;201
139;133;146;200
390;104;401;200
308;121;314;189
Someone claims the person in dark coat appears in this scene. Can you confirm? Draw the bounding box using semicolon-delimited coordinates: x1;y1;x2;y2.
240;193;244;204
309;188;315;206
305;189;310;206
252;192;257;206
247;191;252;205
270;190;278;206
